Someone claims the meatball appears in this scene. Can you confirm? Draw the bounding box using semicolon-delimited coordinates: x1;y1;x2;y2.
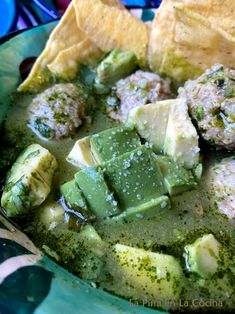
207;157;235;219
109;70;173;122
179;64;235;150
28;83;86;140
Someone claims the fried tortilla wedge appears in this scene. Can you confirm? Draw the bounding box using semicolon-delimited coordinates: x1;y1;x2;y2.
47;0;125;80
149;0;235;82
48;39;103;80
172;0;235;37
73;0;148;67
18;3;87;92
18;0;127;92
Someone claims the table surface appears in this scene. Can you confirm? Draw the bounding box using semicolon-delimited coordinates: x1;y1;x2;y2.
0;0;161;37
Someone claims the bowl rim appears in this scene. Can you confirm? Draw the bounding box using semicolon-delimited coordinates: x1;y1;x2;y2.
0;18;60;46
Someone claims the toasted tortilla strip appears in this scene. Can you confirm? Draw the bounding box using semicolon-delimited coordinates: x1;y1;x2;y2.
18;3;88;92
73;0;148;67
149;0;235;82
48;39;103;80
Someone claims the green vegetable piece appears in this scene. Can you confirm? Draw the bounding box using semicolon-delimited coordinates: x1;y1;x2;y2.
75;167;120;218
14;143;58;185
79;224;105;257
96;49;137;85
111;244;183;302
1;144;57;217
66;136;95;169
60;180;88;211
184;234;221;278
90;126;141;163
111;196;170;223
155;155;197;196
1;169;50;217
127;100;173;153
104;146;167;211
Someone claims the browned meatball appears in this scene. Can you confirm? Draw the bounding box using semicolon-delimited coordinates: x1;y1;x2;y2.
28;83;87;140
207;157;235;219
109;70;173;122
179;64;235;150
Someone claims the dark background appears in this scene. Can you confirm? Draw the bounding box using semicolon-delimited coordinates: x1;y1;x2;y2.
0;0;162;37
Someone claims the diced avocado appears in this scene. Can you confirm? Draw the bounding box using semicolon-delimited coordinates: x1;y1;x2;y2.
79;224;105;257
104;146;167;211
14;144;58;185
1;144;57;217
111;196;170;223
66;136;96;169
94;81;112;95
155;155;197;196
184;234;221;278
163;98;200;169
38;201;65;226
96;49;137;85
75;167;120;218
60;180;88;211
90;126;141;163
192;163;203;181
127;100;173;153
110;244;183;302
1;170;50;217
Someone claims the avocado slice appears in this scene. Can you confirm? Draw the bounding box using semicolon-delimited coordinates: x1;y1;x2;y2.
111;196;170;223
184;234;221;278
110;244;183;302
13;143;58;185
103;146;167;211
155;155;197;196
127;100;173;153
90;126;141;163
75;166;120;218
1;168;50;217
66;136;96;169
163;98;200;169
60;180;88;212
1;144;57;217
96;49;137;85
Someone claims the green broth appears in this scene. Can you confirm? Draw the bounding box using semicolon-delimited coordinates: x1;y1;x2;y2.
1;92;234;312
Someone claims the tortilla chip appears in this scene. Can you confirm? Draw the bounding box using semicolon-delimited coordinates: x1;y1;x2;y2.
18;0;126;92
73;0;148;67
173;0;235;37
149;0;235;82
48;39;103;80
18;3;88;92
101;0;125;9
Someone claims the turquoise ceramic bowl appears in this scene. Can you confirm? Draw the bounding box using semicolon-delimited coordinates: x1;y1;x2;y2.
0;19;165;314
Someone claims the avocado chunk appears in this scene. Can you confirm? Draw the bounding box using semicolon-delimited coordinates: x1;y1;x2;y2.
13;143;58;185
127;100;173;153
1;144;57;217
155;155;197;196
75;167;120;218
79;224;105;258
184;234;221;278
111;195;170;223
96;49;137;85
103;146;167;211
38;202;65;226
163;98;200;169
1;170;50;217
90;126;141;163
60;180;88;212
109;244;183;303
66;136;96;169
